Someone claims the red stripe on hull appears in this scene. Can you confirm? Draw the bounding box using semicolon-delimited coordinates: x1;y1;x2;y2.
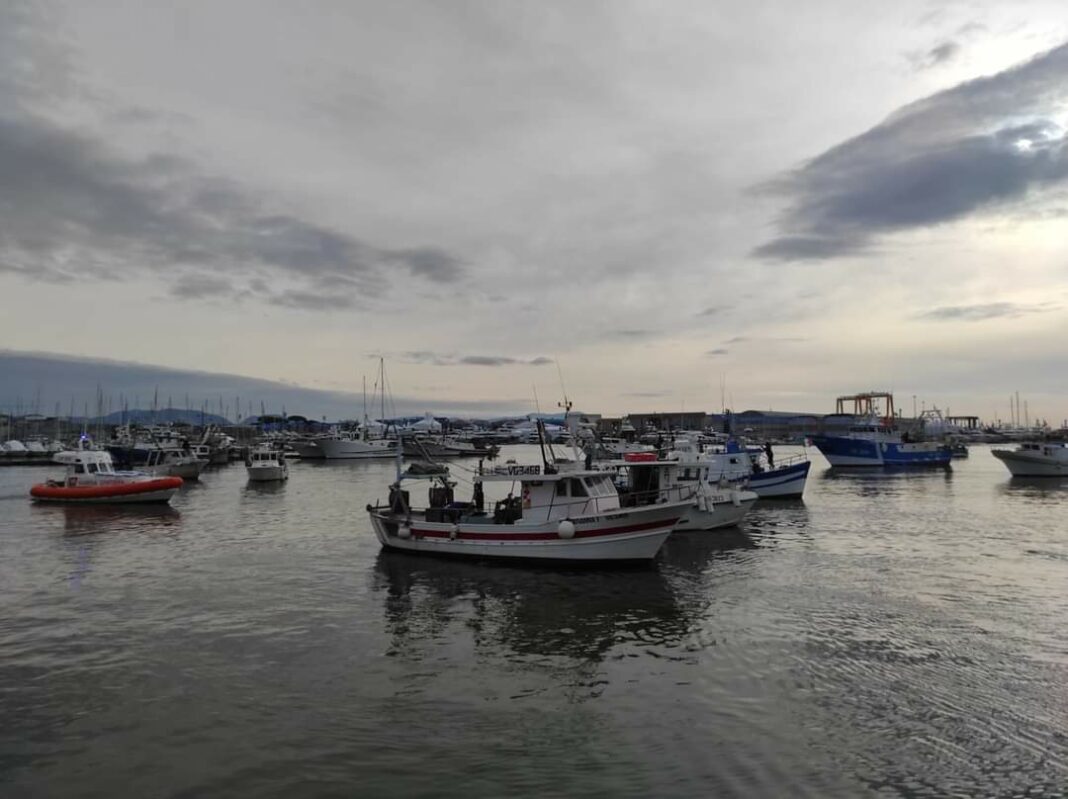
407;517;679;542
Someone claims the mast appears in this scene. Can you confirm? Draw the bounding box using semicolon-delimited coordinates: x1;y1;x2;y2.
380;357;386;423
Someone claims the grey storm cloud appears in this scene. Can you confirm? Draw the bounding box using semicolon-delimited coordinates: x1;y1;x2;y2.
0;2;466;313
400;352;553;367
170;275;236;300
0;113;466;307
755;41;1068;261
914;302;1056;321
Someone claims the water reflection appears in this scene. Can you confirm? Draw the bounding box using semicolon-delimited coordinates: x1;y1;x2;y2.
33;503;183;536
999;475;1068;501
243;480;287;495
742;499;810;541
818;466;953;496
373;551;700;663
658;528;759;573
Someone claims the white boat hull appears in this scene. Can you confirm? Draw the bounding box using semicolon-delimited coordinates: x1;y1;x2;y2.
246;464;288;482
992;450;1068;477
368;501;687;562
303;438;397;460
675;491;757;531
142;460;206;480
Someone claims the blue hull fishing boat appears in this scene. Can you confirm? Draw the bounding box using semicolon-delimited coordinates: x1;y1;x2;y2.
747;458;812;495
810;392;952;467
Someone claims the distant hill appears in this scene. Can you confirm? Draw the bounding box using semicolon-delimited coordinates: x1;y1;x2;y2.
96;408;233;426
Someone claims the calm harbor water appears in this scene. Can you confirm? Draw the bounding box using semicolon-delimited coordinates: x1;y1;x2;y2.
2;445;1067;798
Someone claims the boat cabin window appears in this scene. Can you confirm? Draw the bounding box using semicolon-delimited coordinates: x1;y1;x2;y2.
75;464;85;474
86;463;98;474
569;478;588;497
556;480;568;497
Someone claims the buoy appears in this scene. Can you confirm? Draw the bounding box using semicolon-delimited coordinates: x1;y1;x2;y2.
557;520;576;539
450;524;459;540
731;489;741;507
399;524;412;539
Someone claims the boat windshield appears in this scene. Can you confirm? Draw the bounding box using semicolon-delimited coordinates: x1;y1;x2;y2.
584;475;616;497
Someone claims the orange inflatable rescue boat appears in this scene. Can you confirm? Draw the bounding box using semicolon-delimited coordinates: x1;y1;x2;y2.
30;446;182;504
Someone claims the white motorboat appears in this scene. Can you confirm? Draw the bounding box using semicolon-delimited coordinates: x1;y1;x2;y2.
246;445;289;482
992;442;1068;477
670;437;810;499
140;448;207;480
582;435;658;461
402;434;499;459
296;430;397;460
603;452;758;530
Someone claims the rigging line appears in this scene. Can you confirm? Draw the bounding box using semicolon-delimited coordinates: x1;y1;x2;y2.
555;358;567;404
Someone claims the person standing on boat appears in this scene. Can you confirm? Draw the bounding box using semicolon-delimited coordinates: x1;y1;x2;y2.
764;441;774;468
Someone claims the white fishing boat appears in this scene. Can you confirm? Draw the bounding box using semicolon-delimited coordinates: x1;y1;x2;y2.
141;448;207;481
991;441;1068;477
245;444;289;482
669;437;810;499
602;452;758;530
366;416;689;563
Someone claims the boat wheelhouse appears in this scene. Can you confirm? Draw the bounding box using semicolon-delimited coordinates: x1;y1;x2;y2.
596;450;758;530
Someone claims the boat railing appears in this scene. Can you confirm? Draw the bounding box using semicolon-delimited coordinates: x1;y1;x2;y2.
371;484;695;521
755;452;809;470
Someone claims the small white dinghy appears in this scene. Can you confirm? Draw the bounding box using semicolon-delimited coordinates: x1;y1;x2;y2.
246;445;289;482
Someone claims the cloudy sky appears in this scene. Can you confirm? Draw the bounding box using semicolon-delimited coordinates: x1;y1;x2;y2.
2;0;1066;424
